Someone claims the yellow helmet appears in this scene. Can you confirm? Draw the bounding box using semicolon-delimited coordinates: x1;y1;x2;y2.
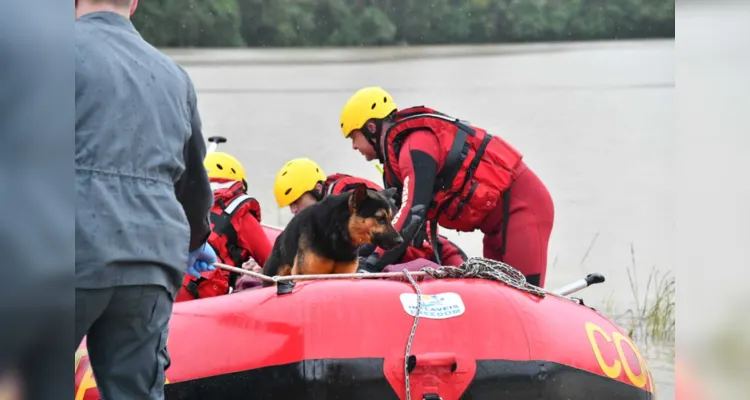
340;86;397;138
273;158;327;208
203;152;247;184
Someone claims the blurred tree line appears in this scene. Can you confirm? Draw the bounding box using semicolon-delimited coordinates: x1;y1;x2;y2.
132;0;674;48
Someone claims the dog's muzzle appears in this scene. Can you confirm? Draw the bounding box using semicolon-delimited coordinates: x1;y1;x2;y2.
374;232;403;250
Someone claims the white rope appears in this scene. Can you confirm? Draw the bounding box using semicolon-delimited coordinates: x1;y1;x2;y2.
213;263;277;283
274;271;430;281
213;257;576;301
213;262;432;282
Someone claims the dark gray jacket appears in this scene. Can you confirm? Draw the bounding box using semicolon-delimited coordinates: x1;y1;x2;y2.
75;12;212;296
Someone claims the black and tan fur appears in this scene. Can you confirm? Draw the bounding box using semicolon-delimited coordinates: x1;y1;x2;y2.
262;184;402;286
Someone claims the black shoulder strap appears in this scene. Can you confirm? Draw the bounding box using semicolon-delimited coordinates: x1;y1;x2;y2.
210;194;257;288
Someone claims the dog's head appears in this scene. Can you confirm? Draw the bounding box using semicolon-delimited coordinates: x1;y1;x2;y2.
347;184;403;250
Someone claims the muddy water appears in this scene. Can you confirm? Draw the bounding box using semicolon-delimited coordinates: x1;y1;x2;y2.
172;39;675;398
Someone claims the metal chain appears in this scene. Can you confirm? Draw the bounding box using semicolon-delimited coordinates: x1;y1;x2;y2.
420;257;547;298
402;269;421;400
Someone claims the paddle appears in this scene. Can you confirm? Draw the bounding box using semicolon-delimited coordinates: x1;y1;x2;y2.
206;135;227;154
550;273;605;296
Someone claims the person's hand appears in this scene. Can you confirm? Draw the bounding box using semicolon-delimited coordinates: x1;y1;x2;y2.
187;243;217;278
356;256;370;273
412;224;429;248
242;257;262;273
357;253;380;273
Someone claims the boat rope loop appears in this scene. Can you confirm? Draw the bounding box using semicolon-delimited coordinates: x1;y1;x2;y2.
402;269;421;400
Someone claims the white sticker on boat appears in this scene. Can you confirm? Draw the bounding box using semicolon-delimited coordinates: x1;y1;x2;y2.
399;292;465;320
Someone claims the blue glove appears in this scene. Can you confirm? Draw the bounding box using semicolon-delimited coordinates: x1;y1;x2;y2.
187;243;217;278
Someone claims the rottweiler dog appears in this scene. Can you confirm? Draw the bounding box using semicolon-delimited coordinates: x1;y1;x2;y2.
262;184;403;286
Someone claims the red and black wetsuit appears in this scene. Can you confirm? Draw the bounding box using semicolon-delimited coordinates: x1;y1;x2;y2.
371;106;554;287
175;178;272;302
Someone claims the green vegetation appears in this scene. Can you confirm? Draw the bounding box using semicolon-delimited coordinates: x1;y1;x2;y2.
131;0;674;48
134;0;244;47
602;245;674;361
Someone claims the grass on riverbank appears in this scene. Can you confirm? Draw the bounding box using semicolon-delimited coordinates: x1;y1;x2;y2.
603;244;675;352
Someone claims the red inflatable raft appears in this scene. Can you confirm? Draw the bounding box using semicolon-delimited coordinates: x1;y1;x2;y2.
75;224;656;400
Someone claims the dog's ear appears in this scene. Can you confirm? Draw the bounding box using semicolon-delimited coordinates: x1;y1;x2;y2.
348;183;369;212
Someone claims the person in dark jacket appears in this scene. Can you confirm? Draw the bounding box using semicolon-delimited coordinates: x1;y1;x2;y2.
75;1;215;398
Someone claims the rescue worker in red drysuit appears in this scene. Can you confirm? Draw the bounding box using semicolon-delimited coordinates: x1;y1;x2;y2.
175;152;272;302
339;87;555;287
271;157;467;266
